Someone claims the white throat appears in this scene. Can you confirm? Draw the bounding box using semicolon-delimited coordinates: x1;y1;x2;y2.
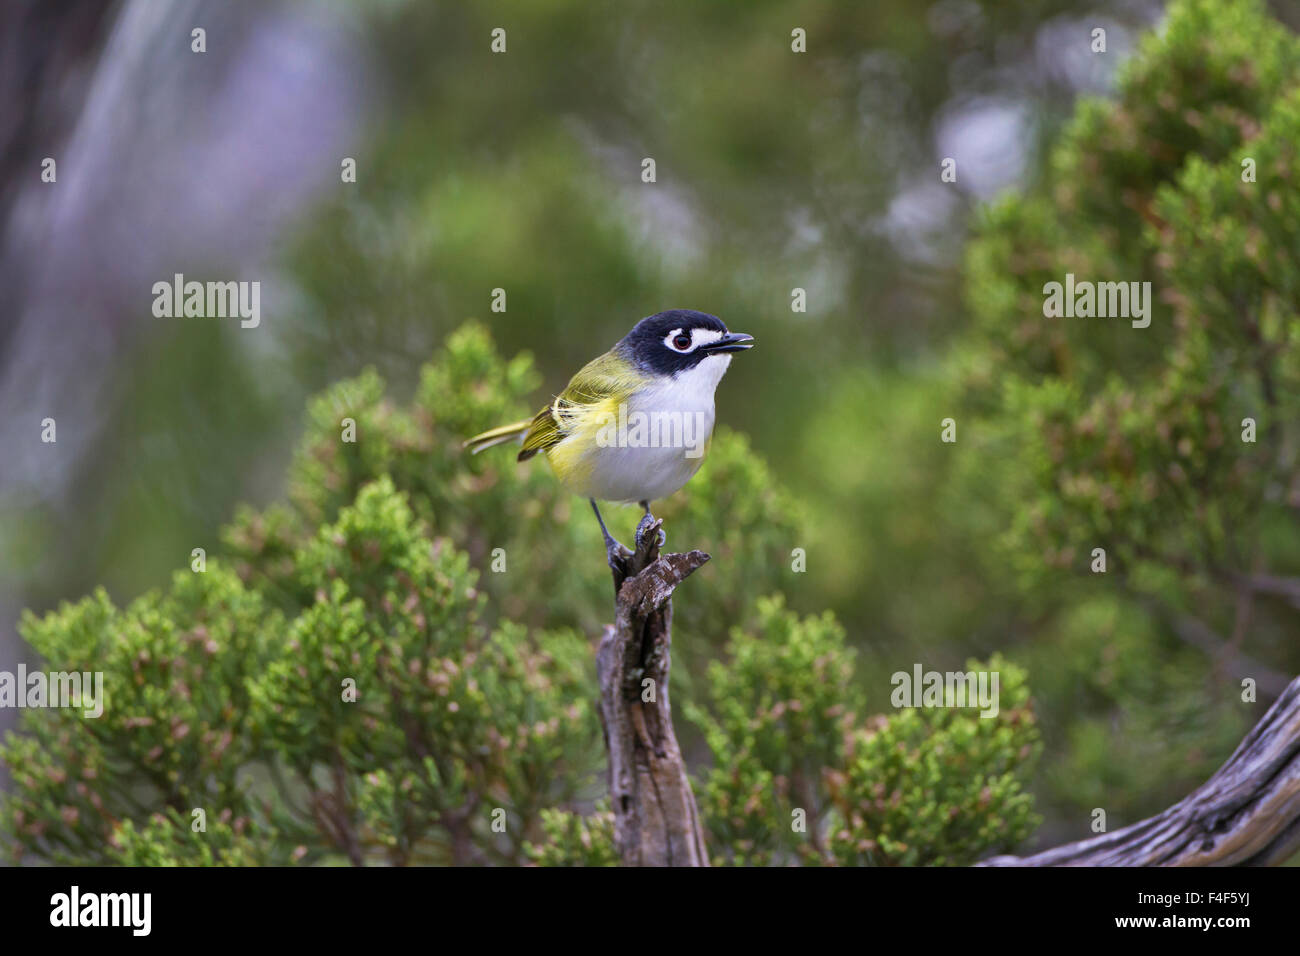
672;352;732;399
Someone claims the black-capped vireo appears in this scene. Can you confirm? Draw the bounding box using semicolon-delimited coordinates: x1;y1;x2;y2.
465;309;754;561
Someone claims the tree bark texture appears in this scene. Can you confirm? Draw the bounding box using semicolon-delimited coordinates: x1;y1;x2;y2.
595;515;710;866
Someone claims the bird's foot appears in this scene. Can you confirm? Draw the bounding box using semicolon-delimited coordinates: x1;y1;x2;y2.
604;534;633;574
591;498;633;574
635;512;667;551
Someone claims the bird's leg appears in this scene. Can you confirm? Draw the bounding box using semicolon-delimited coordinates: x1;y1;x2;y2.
590;499;631;573
634;500;667;550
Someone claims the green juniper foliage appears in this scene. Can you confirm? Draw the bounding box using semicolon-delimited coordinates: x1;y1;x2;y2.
8;0;1299;866
945;0;1300;824
525;803;619;868
2;569;274;864
3;325;1038;866
782;0;1300;825
108;810;270;867
536;606;1039;867
824;656;1039;868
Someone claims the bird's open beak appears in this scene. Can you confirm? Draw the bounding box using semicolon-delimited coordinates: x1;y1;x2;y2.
703;332;755;353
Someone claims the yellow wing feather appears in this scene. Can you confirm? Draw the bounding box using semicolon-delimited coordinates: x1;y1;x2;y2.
519;350;648;463
465;349;649;477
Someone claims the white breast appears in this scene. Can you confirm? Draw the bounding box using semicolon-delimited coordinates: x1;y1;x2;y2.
566;354;731;504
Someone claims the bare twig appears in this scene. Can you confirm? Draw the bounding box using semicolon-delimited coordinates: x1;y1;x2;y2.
1230;572;1300;610
1166;613;1291;699
1125;588;1292;699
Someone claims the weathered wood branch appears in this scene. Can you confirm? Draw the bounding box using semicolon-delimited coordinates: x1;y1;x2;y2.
981;672;1300;866
595;515;710;866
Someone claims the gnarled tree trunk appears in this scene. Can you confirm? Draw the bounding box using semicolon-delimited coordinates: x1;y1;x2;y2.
595;516;710;866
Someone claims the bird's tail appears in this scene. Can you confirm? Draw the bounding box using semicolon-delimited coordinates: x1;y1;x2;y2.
463;418;533;454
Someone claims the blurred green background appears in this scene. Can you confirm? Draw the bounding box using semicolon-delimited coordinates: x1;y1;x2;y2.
4;0;1299;858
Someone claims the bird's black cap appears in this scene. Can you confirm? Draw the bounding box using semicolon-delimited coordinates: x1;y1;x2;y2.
619;310;753;375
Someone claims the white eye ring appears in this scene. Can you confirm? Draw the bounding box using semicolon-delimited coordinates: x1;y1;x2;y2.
664;329;695;352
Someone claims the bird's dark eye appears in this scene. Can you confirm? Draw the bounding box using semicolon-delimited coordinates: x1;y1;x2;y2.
672;333;692;350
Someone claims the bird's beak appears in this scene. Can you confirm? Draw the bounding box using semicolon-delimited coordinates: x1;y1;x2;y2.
702;332;755;353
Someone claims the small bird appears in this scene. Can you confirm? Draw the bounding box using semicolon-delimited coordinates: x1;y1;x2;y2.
465;309;754;564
